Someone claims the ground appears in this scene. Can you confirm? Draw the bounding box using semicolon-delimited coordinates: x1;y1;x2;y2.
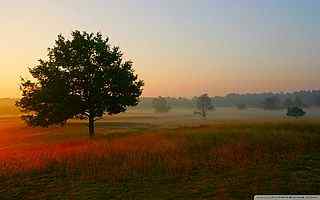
0;107;319;199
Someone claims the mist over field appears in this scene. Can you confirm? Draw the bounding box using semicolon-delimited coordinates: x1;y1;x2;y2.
2;90;320;119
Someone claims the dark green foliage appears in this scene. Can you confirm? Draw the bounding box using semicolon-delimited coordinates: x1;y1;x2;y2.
286;107;306;118
16;31;144;136
152;96;171;113
195;94;214;117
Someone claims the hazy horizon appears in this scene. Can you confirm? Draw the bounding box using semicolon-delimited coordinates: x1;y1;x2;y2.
1;0;319;98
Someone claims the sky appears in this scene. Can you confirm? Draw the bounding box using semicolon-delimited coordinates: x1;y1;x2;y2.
0;0;319;97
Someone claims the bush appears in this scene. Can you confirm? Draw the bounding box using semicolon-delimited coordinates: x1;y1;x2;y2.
287;107;306;118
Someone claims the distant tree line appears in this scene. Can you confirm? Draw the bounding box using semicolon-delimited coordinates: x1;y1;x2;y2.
136;90;320;110
152;96;171;113
217;90;320;108
136;97;194;110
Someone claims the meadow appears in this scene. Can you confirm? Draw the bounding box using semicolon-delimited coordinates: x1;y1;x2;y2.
0;103;319;199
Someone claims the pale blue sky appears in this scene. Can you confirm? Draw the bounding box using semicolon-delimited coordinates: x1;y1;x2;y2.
1;0;319;97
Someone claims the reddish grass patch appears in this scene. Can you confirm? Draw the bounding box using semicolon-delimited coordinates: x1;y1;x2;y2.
0;133;191;180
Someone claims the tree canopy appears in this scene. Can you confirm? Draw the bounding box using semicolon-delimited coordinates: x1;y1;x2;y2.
195;94;214;118
16;31;144;136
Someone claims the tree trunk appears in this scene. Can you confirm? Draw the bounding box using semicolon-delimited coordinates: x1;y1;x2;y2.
201;106;206;118
89;115;95;137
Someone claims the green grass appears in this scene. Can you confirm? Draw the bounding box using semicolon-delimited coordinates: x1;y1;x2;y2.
0;112;319;199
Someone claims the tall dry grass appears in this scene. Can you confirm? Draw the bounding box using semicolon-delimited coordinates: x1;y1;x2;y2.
0;121;319;188
0;133;191;181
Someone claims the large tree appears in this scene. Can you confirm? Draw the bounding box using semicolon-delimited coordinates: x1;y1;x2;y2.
195;94;214;118
16;31;144;137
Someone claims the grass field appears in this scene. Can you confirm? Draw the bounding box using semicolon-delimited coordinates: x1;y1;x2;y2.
0;106;319;199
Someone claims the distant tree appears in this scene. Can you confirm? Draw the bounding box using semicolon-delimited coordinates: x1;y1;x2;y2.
283;98;294;108
16;31;144;137
196;94;214;117
293;96;305;108
316;95;320;107
286;106;306;118
262;96;282;110
152;96;171;113
236;103;247;110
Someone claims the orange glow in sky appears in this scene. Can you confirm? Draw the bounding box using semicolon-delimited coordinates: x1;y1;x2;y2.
1;1;319;98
